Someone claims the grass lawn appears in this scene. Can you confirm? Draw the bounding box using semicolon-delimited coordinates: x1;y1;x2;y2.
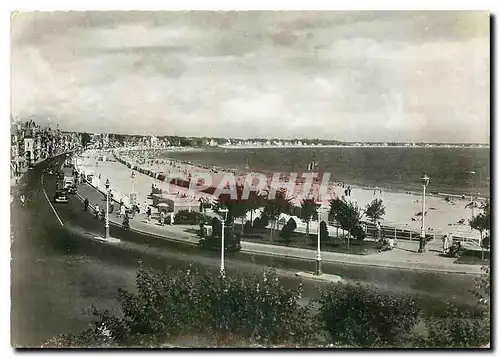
184;228;199;235
454;249;490;265
238;225;380;256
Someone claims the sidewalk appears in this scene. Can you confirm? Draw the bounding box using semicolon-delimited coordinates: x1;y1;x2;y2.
76;150;212;211
75;180;482;275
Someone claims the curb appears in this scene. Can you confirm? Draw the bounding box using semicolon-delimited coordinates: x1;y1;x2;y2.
240;248;482;275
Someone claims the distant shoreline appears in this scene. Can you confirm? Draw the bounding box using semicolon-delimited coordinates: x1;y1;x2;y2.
219;145;489;149
116;147;489;201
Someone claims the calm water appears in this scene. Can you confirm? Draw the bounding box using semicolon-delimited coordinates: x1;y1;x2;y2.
162;147;490;197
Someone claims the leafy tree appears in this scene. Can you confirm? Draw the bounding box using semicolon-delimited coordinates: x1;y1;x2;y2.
215;188;249;234
300;198;319;244
246;191;264;230
469;200;491;253
262;189;293;241
329;197;363;246
364;198;386;223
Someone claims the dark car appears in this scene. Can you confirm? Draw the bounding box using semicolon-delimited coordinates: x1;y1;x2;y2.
57;171;64;180
67;185;77;194
53;191;69;204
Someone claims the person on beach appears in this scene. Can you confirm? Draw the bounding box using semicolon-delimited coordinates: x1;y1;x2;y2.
442;233;452;254
122;213;130;230
376;221;382;242
119;203;126;218
378;237;395;252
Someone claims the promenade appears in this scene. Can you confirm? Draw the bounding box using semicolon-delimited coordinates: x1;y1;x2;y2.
73;165;483;275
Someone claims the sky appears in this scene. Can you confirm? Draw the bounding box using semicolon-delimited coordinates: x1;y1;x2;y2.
11;11;490;143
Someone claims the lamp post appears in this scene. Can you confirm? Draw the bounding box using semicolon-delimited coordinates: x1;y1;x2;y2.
418;173;430;253
316;205;323;276
219;208;229;275
105;179;110;239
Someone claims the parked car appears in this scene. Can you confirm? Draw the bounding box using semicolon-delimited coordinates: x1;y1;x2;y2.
53;191;69;204
67;185;77;194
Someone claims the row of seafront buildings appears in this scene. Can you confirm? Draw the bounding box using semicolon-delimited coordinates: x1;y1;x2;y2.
10;119;82;181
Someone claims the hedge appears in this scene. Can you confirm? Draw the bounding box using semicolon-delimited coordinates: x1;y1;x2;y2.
60;267;317;347
45;267;491;348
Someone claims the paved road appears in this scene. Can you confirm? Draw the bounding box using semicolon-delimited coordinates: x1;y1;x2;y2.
11;155;480;347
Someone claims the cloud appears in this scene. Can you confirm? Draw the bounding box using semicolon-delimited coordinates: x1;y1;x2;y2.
10;11;490;143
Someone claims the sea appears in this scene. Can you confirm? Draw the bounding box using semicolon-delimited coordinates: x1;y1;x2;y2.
160;147;490;198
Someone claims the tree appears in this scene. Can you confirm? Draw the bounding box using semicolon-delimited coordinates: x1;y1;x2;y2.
215;187;250;234
469;200;491;259
246;191;264;230
329;197;363;248
365;199;386;223
300;198;320;244
262;189;293;241
81;132;91;148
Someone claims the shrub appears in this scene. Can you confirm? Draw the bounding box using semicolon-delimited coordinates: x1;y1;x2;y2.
260;213;269;228
417;301;490;348
280;218;297;243
315;282;421;347
253;216;269;231
211;217;222;237
198;230;241;252
350;225;366;240
320;221;329;241
86;267;316;346
174;210;205;225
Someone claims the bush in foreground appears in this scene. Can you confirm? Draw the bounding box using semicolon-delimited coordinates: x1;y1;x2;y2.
68;267;317;347
45;265;491;348
173;210;209;225
315;282;421;347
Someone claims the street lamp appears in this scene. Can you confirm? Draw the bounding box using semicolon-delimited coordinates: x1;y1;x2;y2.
219;208;229;275
316;205;323;276
105;179;110;239
418;173;430;253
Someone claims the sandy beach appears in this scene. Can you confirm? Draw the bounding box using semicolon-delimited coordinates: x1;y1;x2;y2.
110;148;482;240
